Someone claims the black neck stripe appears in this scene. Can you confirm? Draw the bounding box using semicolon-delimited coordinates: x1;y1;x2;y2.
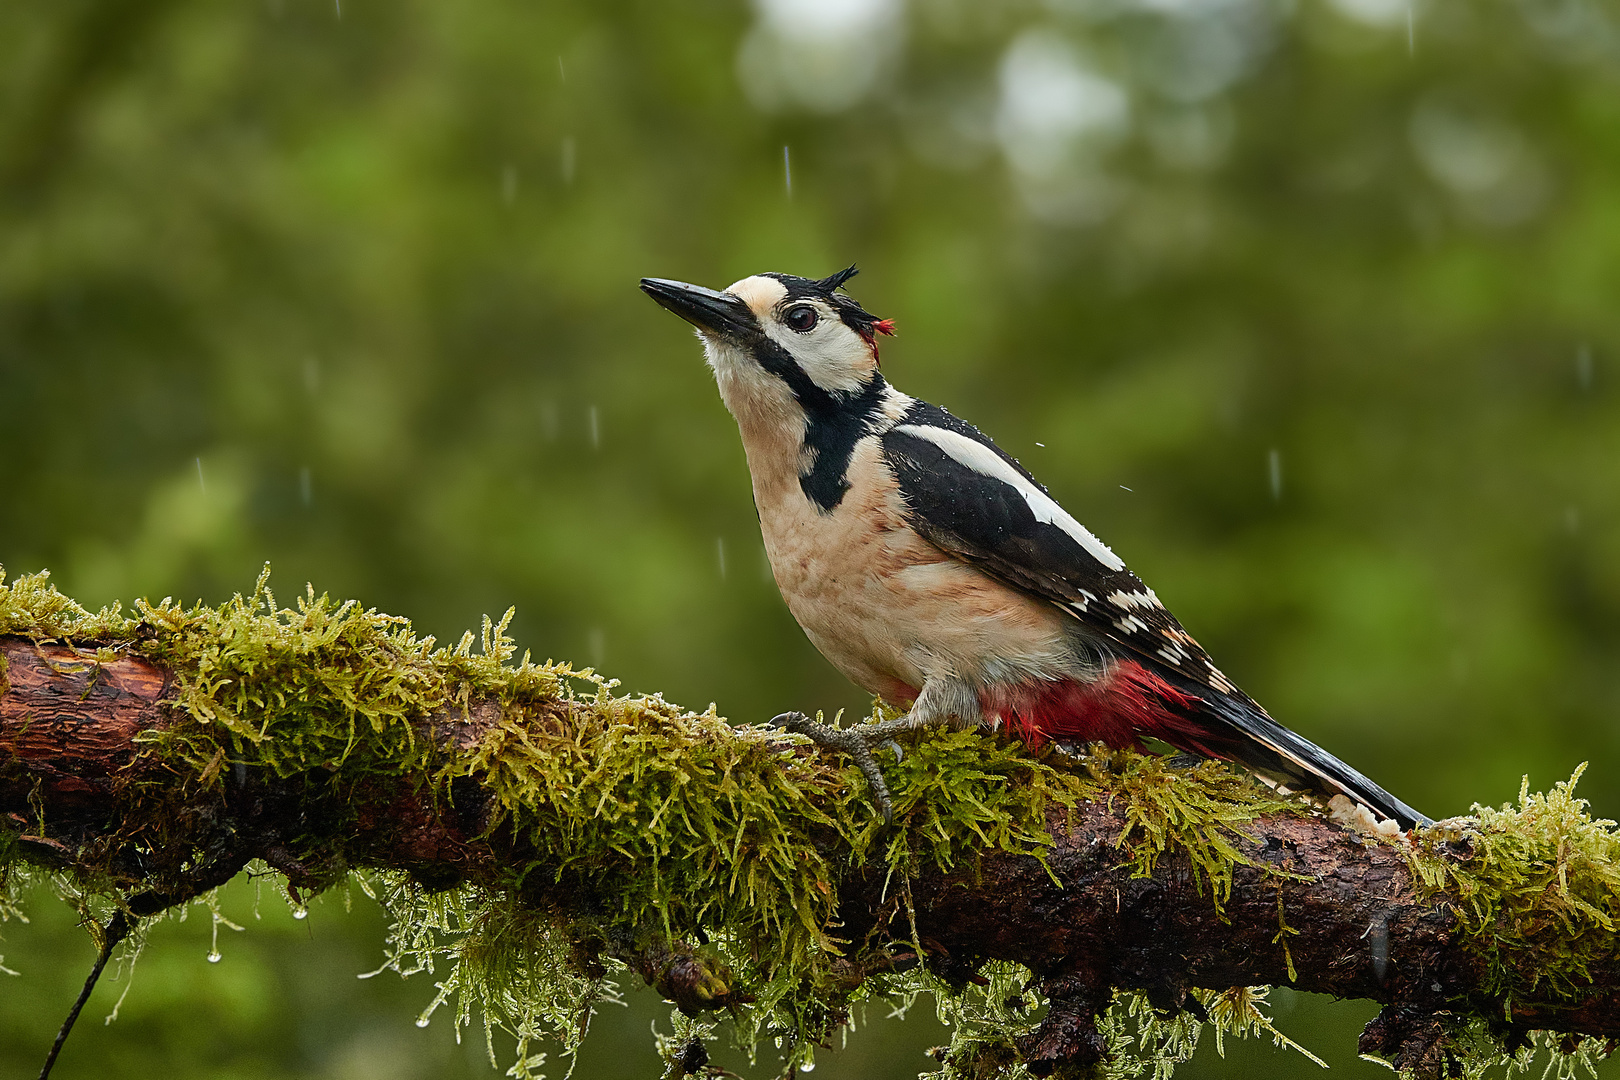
756;335;887;512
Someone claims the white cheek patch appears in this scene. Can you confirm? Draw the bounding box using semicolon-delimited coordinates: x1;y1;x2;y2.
760;308;873;394
894;424;1128;572
723;275;875;395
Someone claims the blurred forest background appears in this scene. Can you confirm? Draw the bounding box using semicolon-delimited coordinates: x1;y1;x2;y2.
2;0;1619;1076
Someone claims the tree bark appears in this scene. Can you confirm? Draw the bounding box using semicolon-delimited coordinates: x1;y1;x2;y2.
1;634;1615;1078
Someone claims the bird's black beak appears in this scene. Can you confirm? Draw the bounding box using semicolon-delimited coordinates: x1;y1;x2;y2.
640;277;758;340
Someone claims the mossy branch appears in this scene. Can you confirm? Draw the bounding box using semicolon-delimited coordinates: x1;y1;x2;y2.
3;566;1620;1080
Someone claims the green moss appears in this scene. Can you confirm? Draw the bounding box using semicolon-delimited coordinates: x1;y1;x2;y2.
1078;747;1296;912
1447;1022;1611;1080
1408;766;1620;1012
5;565;1612;1079
0;567;137;641
915;973;1327;1080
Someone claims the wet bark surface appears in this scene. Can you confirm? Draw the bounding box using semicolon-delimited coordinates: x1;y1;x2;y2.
2;634;1616;1076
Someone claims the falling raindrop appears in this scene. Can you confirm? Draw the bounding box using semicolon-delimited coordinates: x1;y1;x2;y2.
1119;485;1133;492
588;406;600;449
717;537;728;579
300;467;312;508
783;146;793;197
588;628;605;668
561;137;577;185
196;457;206;494
1034;441;1045;447
1577;344;1594;392
1267;449;1282;502
207;951;222;963
334;0;341;18
557;56;566;83
502;165;518;206
1367;914;1390;983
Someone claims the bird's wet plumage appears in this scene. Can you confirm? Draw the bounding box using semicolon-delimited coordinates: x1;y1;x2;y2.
641;267;1431;830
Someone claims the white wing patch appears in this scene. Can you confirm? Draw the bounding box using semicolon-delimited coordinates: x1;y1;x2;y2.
894;424;1128;572
1113;614;1151;635
1107;588;1161;611
1204;661;1237;695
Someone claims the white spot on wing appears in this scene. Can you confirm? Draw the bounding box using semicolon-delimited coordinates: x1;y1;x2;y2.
894;424;1127;572
1112;614;1150;635
1203;659;1236;694
1157;644;1190;664
1107;588;1161;611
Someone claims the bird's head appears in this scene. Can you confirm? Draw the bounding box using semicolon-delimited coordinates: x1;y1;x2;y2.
641;267;896;425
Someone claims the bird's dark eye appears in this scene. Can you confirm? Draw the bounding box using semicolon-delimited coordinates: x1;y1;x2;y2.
783;305;819;333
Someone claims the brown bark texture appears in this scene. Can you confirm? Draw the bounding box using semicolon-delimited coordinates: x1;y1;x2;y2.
0;634;1615;1077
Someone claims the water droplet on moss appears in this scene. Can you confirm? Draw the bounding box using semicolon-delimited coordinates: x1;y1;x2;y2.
416;1017;431;1028
207;951;222;963
292;907;308;920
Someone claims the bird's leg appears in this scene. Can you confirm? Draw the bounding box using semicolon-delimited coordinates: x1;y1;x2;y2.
769;711;915;826
772;678;976;825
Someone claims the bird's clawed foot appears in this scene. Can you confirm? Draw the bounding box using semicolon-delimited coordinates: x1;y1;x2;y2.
769;712;912;826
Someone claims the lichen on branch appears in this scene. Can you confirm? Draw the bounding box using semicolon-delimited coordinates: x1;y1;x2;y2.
2;565;1620;1080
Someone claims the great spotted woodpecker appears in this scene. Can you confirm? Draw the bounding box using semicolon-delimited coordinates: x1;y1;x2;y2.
641;267;1432;830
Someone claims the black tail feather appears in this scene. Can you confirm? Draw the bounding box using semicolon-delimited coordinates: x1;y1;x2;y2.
1157;675;1433;830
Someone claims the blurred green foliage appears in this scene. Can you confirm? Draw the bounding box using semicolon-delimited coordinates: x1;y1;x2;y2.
2;0;1618;1076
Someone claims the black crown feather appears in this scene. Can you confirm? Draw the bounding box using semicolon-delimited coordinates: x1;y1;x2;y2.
816;265;861;293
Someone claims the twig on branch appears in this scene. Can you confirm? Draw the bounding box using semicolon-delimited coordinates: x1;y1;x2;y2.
2;566;1619;1080
36;909;134;1080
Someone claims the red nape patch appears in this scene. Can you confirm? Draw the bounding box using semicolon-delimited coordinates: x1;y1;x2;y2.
980;661;1235;758
859;319;897;366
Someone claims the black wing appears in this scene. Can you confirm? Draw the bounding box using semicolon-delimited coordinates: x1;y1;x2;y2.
880;400;1434;828
879;401;1241;699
